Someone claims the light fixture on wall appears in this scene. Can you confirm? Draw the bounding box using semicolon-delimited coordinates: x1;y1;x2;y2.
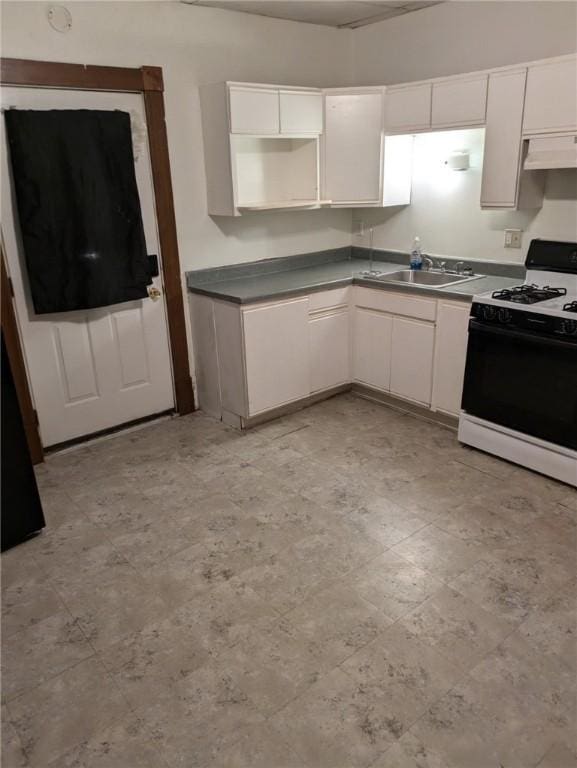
445;149;470;171
47;5;72;33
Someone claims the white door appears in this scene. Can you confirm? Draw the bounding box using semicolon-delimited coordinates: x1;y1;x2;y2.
431;76;487;129
228;87;279;134
385;84;431;133
353;307;393;391
390;316;435;405
480;69;527;209
242;298;310;415
523;58;577;135
309;310;350;393
431;301;471;416
1;87;175;447
323;91;384;205
279;91;323;134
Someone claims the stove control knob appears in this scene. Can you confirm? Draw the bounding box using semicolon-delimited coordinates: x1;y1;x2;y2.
560;319;577;335
498;308;512;324
483;306;497;321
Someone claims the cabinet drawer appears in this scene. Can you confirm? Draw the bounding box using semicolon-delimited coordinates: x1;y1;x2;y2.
309;287;351;313
431;76;487;128
353;287;437;322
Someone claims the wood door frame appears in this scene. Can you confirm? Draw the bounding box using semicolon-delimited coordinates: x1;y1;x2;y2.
0;58;195;462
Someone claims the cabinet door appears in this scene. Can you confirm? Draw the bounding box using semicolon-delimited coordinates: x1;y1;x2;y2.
309;310;350;393
481;69;526;208
353;308;393;391
324;91;383;205
431;76;487;128
229;87;279;134
243;298;310;415
390;316;434;405
523;58;577;135
382;134;413;206
432;301;470;416
385;84;431;132
280;91;323;134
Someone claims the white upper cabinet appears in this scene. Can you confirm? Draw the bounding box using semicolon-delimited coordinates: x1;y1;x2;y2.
385;84;432;132
481;69;525;208
280;91;323;134
229;86;323;135
481;68;544;210
431;75;487;128
323;88;412;207
523;57;577;135
200;82;324;215
201;55;573;215
229;87;280;134
382;134;414;206
323;90;384;205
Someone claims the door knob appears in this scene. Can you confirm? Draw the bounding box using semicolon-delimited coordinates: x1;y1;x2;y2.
148;286;162;302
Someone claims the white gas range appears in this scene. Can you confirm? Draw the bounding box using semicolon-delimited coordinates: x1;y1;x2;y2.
458;239;577;488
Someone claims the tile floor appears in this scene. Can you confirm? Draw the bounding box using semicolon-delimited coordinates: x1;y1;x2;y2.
2;393;576;768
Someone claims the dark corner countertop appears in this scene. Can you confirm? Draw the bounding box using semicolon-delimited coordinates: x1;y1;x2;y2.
186;246;523;305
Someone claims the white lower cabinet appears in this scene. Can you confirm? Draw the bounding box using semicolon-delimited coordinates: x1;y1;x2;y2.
353;307;393;391
390;316;435;405
310;309;350;393
191;287;471;426
432;300;471;416
242;298;310;415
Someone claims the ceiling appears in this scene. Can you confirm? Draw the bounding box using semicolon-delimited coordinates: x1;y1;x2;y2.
183;1;443;28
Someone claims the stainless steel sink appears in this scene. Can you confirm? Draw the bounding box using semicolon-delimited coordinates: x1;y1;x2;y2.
372;269;479;288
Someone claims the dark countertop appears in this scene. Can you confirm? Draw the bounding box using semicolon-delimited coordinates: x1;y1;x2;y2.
187;254;521;305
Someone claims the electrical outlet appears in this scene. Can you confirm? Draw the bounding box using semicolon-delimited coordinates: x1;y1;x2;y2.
504;229;522;248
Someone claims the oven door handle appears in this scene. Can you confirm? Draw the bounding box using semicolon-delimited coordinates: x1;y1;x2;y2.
469;319;577;349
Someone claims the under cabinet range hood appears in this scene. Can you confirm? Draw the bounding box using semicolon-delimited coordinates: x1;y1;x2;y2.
523;134;577;170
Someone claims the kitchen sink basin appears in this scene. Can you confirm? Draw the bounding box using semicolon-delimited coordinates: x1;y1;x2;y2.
372;269;478;288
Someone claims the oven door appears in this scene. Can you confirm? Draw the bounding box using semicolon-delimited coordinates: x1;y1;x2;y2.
462;320;577;449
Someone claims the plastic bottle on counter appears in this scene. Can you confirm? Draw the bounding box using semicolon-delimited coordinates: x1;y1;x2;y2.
410;237;423;270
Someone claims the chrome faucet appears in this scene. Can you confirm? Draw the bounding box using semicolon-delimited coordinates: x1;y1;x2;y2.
454;261;474;276
422;256;434;271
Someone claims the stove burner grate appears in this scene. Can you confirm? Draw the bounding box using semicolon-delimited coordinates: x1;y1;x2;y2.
492;284;568;305
563;300;577;313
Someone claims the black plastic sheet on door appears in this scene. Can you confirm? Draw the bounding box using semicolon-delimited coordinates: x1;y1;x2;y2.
4;109;152;314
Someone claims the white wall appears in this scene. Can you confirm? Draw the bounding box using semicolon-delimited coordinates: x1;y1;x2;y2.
1;0;354;274
1;0;353;390
353;129;577;264
351;1;577;264
2;0;577;396
353;1;577;85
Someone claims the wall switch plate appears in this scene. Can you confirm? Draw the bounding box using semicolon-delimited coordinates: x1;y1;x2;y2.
504;229;523;248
